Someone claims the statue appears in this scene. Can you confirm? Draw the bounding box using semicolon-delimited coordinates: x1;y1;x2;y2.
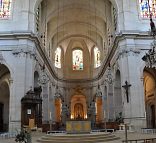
150;15;156;36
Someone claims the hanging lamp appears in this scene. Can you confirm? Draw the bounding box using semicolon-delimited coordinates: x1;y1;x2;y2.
54;0;62;99
38;1;49;86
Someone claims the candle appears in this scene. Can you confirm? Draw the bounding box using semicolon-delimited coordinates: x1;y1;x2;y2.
50;111;52;120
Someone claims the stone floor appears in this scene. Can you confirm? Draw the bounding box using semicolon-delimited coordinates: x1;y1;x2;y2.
0;131;156;143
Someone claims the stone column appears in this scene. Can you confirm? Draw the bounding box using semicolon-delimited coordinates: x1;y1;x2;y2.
9;45;34;132
61;103;68;125
118;40;146;130
90;101;96;128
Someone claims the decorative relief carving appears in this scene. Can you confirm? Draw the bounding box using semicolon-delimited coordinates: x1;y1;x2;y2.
73;86;84;95
118;48;140;59
101;80;106;86
12;47;36;58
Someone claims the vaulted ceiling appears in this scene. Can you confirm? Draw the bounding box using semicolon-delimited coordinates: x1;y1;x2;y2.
44;0;113;49
38;0;116;80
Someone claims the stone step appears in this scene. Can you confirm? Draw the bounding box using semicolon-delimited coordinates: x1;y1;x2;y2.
37;133;120;143
42;133;114;140
37;137;120;143
44;132;111;138
41;135;115;140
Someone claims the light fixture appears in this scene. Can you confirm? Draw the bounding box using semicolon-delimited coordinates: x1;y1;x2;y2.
38;1;49;86
142;43;156;67
92;0;103;99
54;0;61;99
142;15;156;67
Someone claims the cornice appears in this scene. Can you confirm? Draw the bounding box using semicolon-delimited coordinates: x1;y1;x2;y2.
0;30;152;84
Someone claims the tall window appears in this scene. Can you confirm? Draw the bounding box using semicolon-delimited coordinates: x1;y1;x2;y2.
0;0;12;19
94;47;101;68
35;7;40;32
55;47;61;68
72;49;83;70
139;0;156;18
112;7;117;31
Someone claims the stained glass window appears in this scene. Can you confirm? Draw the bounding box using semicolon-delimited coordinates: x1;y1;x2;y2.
139;0;156;18
0;0;12;19
72;49;83;70
55;47;61;68
94;47;101;68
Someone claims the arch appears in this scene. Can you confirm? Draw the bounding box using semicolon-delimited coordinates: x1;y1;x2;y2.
0;64;10;132
74;103;84;119
46;5;107;24
48;21;104;46
52;34;99;49
0;62;13;81
0;64;11;86
64;39;91;79
71;95;87;120
34;0;119;11
33;0;119;43
34;0;118;40
143;68;156;128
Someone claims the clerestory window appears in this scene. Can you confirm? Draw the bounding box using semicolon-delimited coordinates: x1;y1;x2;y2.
72;49;83;70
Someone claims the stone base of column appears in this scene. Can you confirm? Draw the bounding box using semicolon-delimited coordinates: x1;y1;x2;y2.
124;118;146;132
9;121;21;132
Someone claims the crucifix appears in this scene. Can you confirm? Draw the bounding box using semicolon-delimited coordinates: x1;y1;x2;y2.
122;81;131;103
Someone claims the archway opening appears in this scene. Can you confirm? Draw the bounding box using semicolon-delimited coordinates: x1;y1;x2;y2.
0;64;10;132
143;68;156;128
74;103;84;119
71;95;87;120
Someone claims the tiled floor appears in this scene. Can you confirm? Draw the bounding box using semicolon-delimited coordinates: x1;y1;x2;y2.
0;131;156;143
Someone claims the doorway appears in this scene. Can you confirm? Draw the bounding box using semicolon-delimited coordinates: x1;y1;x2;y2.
74;103;84;119
143;68;156;128
71;95;87;120
151;105;155;128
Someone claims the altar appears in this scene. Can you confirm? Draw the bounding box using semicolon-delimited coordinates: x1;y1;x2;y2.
66;121;91;134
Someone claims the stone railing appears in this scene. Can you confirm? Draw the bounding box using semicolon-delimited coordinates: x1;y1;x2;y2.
141;128;156;134
119;123;134;132
122;137;156;143
0;132;17;139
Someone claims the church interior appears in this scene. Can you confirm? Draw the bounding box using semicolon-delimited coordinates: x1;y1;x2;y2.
1;0;156;141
